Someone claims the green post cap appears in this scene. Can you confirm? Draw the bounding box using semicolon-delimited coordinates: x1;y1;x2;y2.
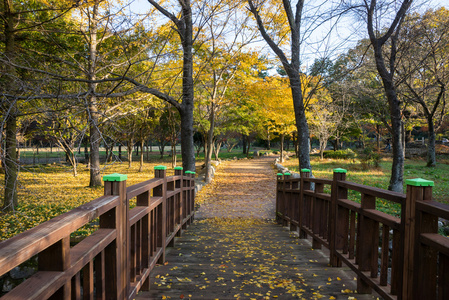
154;165;167;170
301;168;311;173
185;171;196;174
406;178;434;187
277;173;283;176
333;168;347;174
174;166;183;170
103;173;127;182
284;172;291;176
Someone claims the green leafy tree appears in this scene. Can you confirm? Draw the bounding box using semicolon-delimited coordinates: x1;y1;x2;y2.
396;8;449;167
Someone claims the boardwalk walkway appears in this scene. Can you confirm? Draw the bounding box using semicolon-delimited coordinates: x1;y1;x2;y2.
136;157;379;300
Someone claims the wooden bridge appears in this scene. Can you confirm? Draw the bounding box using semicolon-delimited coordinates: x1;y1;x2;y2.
0;158;448;299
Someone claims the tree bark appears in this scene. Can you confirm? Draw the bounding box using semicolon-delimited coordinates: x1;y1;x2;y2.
89;99;102;186
171;142;177;168
139;139;144;172
127;140;133;168
242;135;247;154
205;102;215;183
2;0;18;211
289;73;312;170
87;1;102;187
3;112;18;211
280;134;285;163
214;141;222;160
427;117;436;167
267;129;271;150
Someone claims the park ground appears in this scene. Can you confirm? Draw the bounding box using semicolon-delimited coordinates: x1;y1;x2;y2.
1;147;449;241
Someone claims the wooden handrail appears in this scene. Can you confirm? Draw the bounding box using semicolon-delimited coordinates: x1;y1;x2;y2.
0;167;196;300
276;169;449;300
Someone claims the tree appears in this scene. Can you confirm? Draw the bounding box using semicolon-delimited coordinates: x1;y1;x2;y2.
194;1;245;182
309;83;349;159
248;76;296;162
0;0;76;211
247;0;313;171
139;0;196;172
351;0;413;192
396;8;449;167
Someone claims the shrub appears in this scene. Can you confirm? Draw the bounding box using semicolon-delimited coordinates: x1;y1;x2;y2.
360;147;381;170
323;149;356;159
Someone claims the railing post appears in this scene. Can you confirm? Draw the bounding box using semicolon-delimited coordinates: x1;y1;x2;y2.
185;171;196;224
135;170;151;292
191;171;196;221
403;178;435;300
38;238;71;298
330;168;347;267
154;166;167;264
102;173;128;300
175;166;184;234
276;173;283;223
290;173;300;232
283;172;291;226
299;169;310;239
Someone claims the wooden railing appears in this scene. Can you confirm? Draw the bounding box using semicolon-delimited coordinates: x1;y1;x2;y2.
276;168;449;300
0;165;195;299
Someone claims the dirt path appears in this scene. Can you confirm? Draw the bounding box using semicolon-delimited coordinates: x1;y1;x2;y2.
136;157;378;300
195;157;276;219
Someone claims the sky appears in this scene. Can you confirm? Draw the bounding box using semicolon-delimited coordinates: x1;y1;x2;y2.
126;0;447;70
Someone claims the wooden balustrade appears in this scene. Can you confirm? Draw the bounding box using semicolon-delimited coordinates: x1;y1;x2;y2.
276;169;449;300
0;166;196;299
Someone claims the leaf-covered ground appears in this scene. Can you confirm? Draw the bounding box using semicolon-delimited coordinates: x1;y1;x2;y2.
0;161;183;241
137;157;380;300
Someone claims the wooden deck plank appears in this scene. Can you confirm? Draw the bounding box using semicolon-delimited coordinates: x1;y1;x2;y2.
135;220;380;299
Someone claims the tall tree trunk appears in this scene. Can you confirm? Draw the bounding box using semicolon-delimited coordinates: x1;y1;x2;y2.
292;132;299;158
159;143;165;159
289;74;312;171
280;134;285;163
139;139;144;172
427;117;436;167
178;1;195;172
366;0;410;193
242;135;247;154
248;0;312;172
205;103;215;183
127;140;133;169
87;1;102;187
171;141;177;168
214;141;222;160
84;140;89;163
89;100;102;186
146;0;195;172
246;137;251;158
3;112;18;211
267;129;271;150
2;1;18;211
